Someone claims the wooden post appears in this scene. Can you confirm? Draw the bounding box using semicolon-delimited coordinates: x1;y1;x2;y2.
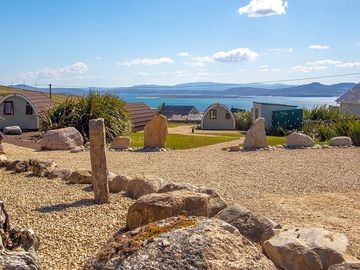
89;118;110;204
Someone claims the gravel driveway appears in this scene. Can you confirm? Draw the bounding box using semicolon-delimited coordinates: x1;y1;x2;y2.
1;142;360;269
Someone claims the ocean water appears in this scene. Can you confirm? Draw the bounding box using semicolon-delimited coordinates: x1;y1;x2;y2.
118;93;338;111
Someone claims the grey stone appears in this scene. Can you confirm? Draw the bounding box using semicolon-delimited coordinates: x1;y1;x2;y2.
83;217;277;270
243;118;268;150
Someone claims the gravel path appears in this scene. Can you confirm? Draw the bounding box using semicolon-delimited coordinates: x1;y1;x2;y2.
1;141;360;268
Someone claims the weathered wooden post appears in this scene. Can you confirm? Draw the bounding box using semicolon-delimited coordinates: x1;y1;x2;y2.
89;118;110;204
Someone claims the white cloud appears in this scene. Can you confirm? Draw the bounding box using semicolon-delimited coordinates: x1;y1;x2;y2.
212;48;259;62
191;56;214;63
120;57;174;66
95;56;102;60
239;0;288;17
192;47;259;64
259;65;280;72
306;59;342;66
21;62;89;79
290;65;327;73
185;62;205;67
136;72;150;76
336;62;360;68
307;44;330;50
178;52;190;57
267;48;294;54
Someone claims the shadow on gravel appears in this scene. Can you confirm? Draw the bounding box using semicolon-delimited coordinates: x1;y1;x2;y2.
33;199;95;213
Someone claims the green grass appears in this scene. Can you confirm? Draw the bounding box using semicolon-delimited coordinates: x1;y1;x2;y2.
200;132;245;138
239;136;286;147
130;132;237;150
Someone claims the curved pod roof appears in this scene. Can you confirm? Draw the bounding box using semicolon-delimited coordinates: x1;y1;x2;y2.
201;103;236;130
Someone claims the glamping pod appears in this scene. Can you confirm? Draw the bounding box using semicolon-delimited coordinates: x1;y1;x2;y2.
201;103;235;130
0;92;54;130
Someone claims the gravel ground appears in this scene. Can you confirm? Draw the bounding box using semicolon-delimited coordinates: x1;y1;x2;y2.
1;141;360;268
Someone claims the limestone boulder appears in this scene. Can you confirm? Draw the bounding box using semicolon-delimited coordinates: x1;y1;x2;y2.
3;126;22;135
243;117;268;150
215;204;280;243
262;227;349;270
30;160;57;177
109;175;131;193
0;155;7;166
144;115;168;148
158;182;227;217
328;262;360;270
40;127;84;150
110;136;131;150
125;176;163;199
13;160;32;173
83;217;277;270
126;190;210;230
229;145;241;152
286;132;315;148
69;170;93;184
330;136;353;147
47;168;73;180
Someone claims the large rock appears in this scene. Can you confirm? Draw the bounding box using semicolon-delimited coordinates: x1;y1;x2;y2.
328;263;360;270
0;202;41;270
126;190;210;230
158;182;227;217
330;136;353;147
3;126;22;135
83;217;277;270
215;204;280;243
40;127;84;150
31;159;57;177
47;168;73;180
243;117;268;150
286;132;315;148
125;176;163;199
144;115;168;148
262;227;349;270
69;170;93;184
110;136;131;150
109;175;131;193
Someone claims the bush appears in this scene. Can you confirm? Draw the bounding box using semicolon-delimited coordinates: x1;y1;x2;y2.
303;105;343;122
234;111;252;131
41;91;130;142
348;120;360;146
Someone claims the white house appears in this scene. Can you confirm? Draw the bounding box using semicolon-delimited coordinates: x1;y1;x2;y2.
336;83;360;116
0;92;53;130
201;103;235;130
252;102;298;130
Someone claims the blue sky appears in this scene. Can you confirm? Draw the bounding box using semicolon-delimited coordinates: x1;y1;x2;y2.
0;0;359;87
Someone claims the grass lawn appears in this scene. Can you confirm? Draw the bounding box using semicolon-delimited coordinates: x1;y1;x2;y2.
200;132;245;138
130;132;238;150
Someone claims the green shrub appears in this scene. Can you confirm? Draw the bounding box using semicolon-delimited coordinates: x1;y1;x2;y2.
303;105;343;122
41;91;130;142
348;120;360;146
234;111;253;131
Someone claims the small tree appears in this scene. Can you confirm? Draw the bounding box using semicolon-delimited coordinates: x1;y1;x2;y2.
157;102;166;115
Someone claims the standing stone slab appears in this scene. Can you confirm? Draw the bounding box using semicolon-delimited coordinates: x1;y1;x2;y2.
243;117;268;150
144;115;168;148
89;119;109;204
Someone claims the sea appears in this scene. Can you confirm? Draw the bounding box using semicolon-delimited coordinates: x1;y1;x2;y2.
118;93;338;111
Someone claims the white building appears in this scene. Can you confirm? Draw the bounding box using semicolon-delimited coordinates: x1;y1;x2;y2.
252;102;298;130
336;83;360;116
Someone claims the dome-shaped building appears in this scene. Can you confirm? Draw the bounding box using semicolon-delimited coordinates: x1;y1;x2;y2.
201;103;235;130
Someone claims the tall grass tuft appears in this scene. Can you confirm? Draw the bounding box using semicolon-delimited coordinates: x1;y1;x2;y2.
348;121;360;146
41;91;130;142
